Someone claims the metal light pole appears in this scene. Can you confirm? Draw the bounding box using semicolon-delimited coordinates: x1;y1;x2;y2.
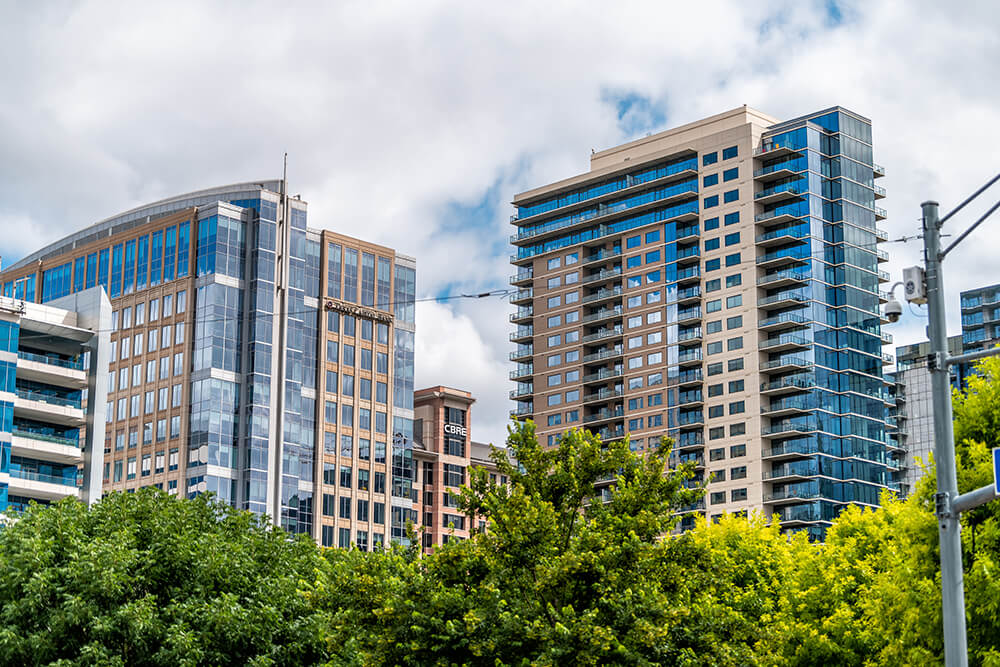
921;201;967;667
895;176;1000;666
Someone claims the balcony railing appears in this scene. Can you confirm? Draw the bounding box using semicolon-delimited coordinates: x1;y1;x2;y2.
17;350;85;370
582;326;623;343
582;268;623;285
11;429;79;448
582;286;623;304
757;270;809;287
582;368;623;383
581;306;623;324
582;248;623;265
15;389;82;410
582;347;623;363
8;468;79;487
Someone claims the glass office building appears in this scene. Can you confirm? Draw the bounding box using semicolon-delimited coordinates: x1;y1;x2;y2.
959;283;1000;352
0;182;416;547
510;106;894;538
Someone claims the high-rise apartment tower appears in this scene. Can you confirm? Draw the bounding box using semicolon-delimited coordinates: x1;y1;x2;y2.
510;106;894;538
0;181;417;548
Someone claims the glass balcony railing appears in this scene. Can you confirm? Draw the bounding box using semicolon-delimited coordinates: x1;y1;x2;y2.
11;429;79;448
17;350;85;370
15;389;82;410
512;179;698;242
8;468;79;487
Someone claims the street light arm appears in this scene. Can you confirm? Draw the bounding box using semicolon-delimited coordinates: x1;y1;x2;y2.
940;198;1000;259
937;172;1000;227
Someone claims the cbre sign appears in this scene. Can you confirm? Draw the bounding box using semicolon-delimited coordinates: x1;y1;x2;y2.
444;422;467;438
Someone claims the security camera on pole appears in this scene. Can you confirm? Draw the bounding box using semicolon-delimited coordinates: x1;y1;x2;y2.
883;174;1000;667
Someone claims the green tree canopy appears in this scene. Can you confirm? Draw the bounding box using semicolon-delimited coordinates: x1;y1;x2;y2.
0;490;330;666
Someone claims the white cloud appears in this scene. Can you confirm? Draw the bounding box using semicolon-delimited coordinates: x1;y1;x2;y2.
0;0;998;445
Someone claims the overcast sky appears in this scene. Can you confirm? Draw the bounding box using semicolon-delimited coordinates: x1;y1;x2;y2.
1;1;998;447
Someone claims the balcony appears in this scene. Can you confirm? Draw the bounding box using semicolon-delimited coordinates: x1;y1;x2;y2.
874;206;887;221
509;364;533;381
760;357;812;373
510;269;533;285
510;307;533;323
676;285;701;304
675;224;699;242
509;386;534;400
14;388;85;426
877;249;889;263
676;431;705;448
874;227;889;242
754;183;805;206
10;429;82;465
509;327;533;343
763;437;820;460
759;333;811;352
509;346;533;362
17;349;84;370
755;227;809;247
756;248;810;268
676;245;700;265
754;210;802;225
873;163;886;178
761;396;814;417
582;387;625;403
754;158;805;182
582;347;623;364
582;286;623;305
582;367;623;384
874;184;886;200
759;311;811;331
764;462;820;482
760;374;815;396
581;306;623;325
582;326;623;344
758;291;810;309
677;307;702;324
509;287;533;304
583;408;625;424
674;266;700;284
678;411;705;427
596;425;626;441
765;489;823;504
757;269;810;289
753;143;804;160
677;368;703;386
677;349;703;366
510;403;534;418
677;328;702;344
16;351;87;389
581;247;622;267
761;420;819;438
677;390;704;406
6;468;80;502
582;267;623;286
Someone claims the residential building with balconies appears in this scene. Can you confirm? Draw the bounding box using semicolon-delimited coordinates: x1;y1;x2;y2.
0;288;110;514
510;106;892;539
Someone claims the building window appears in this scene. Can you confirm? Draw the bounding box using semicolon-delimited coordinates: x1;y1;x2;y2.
723;189;739;203
724;212;740;226
722;146;738;160
731;488;748;502
704;195;719;209
730;466;747;480
703;174;718;187
709;448;725;461
704;217;719;231
725;253;741;267
723;167;738;181
702;152;718;166
729;401;745;414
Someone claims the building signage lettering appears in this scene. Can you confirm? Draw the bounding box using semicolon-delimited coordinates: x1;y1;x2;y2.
444;422;467;438
324;299;393;324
